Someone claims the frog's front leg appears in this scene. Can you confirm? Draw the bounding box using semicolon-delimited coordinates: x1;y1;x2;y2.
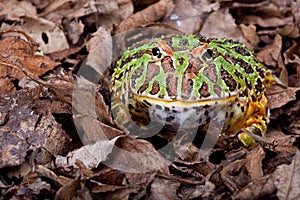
238;94;269;146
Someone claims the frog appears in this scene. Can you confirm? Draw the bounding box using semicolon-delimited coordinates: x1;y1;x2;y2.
111;34;275;146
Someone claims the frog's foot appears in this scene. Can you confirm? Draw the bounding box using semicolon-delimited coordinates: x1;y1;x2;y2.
238;114;268;146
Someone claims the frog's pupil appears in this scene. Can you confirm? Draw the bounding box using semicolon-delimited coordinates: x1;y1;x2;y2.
152;47;161;58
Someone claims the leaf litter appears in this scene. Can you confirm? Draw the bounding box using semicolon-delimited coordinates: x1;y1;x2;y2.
0;0;299;199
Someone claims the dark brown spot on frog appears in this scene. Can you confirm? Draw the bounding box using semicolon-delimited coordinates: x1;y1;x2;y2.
203;105;210;109
245;78;252;89
128;103;134;110
226;124;231;131
143;100;152;106
161;56;177;98
161;56;175;72
179;39;189;47
156;105;162;110
140;102;149;108
234;46;250;56
166;76;177;98
199;82;210;98
181;77;193;100
192;106;200;112
137;62;160;93
230;112;234;118
256;67;265;78
239;88;248;97
166;116;175;122
241;62;254;74
165;107;170;111
135;108;141;113
186;58;203;74
235;70;243;79
221;70;237;91
138;84;148;94
183;108;188;112
241;106;245;112
255;78;263;93
204;110;209;116
203;65;217;83
150;81;160;95
198;117;202;124
213;84;222;97
251;95;257;102
178;57;184;65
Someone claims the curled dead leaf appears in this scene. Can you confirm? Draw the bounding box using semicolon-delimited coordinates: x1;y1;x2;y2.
115;0;174;33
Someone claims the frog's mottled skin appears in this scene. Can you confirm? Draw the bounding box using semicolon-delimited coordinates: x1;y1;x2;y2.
111;34;274;145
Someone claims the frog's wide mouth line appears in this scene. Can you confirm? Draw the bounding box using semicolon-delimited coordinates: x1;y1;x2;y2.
133;93;238;107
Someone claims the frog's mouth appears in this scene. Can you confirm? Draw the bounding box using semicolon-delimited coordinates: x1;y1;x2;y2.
133;93;238;107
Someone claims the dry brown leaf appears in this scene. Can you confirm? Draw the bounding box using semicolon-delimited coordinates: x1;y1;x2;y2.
148;177;180;200
162;0;219;34
40;0;132;32
35;165;73;186
55;176;81;200
115;0;174;33
266;85;299;110
240;24;260;47
231;175;276;200
62;18;85;45
180;181;215;199
86;26;112;77
274;149;300;200
106;136;170;174
0;0;36;18
257;34;282;68
0;30;59;93
18;16;69;54
18;175;53;198
55;136;120;169
264;145;297;174
292;0;300;29
245;146;265;180
200;8;246;43
0;36;58;78
220;158;250;192
72;76;115;143
0;77;15;94
0;88;67;168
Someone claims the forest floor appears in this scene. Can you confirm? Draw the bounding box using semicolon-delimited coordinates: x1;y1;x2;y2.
0;0;299;199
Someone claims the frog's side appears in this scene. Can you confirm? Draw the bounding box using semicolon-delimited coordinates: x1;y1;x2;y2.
111;34;274;145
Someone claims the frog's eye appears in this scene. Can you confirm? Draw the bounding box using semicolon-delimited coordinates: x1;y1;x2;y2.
202;49;213;60
151;47;162;58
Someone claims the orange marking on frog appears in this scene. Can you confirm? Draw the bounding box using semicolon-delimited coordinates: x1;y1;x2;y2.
158;40;174;57
191;43;209;57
